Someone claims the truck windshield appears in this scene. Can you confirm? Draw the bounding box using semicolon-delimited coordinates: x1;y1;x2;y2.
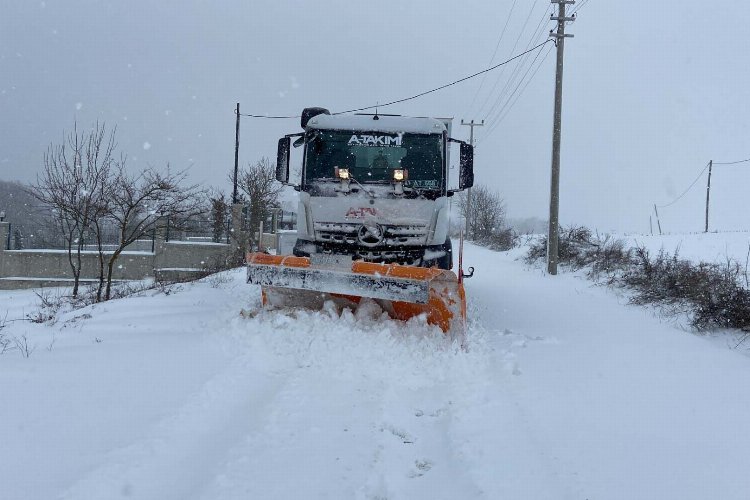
305;130;443;190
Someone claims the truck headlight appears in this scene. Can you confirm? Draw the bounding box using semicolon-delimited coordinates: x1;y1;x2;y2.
335;167;350;180
393;169;408;181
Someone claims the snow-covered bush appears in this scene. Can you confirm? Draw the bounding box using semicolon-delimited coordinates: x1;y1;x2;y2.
525;225;750;332
525;226;631;273
620;247;750;331
475;227;518;251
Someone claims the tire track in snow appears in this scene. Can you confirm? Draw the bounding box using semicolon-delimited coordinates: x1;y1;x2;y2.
454;248;587;499
357;385;483;499
199;305;488;499
198;370;387;499
59;353;292;500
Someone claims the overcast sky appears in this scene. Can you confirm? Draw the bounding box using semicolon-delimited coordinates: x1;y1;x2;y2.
1;0;748;233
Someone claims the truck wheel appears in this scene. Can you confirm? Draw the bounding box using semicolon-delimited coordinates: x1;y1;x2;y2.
437;238;453;270
423;239;452;270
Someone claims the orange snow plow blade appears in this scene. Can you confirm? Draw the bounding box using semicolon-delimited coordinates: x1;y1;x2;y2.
246;253;466;336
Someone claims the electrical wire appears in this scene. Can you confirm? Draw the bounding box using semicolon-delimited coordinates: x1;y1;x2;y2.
571;0;590;16
477;42;554;143
237;112;300;118
656;162;711;209
474;0;543;119
477;0;583;144
496;44;554;125
466;0;519;116
714;157;750;165
237;40;552;119
480;4;554;124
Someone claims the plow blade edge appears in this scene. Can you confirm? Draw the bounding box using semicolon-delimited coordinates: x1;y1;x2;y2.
246;253;466;335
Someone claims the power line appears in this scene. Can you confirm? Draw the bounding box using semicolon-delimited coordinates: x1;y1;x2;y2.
478;43;554;143
714;157;750;165
475;0;544;119
480;3;553;122
478;0;588;144
237;112;300;119
496;44;555;123
571;0;590;15
237;40;552;119
466;0;520;116
656;161;711;209
479;6;554;132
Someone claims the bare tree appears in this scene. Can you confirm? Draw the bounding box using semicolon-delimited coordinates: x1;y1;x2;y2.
31;123;116;297
236;157;283;248
103;165;203;300
457;184;506;241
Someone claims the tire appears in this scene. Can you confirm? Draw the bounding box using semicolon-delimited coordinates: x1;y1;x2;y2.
437;238;453;270
423;238;452;270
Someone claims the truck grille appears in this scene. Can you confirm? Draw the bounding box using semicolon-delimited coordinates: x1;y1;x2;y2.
313;222;429;247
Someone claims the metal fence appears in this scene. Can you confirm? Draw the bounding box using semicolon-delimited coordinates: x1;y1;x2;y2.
5;221;149;251
2;211;292;250
164;218;232;244
4;218;232;251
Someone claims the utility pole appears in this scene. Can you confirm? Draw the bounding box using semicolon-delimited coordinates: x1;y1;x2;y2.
546;0;575;275
233;102;241;204
460;119;484;239
704;160;713;233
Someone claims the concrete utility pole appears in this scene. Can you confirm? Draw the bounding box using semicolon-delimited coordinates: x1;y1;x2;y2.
704;160;713;233
460;119;484;239
546;0;575;275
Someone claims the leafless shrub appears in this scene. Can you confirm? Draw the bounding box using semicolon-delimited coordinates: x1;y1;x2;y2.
619;248;750;331
236;157;284;252
26;289;64;324
0;335;12;354
0;314;12;354
207;272;232;288
526;225;599;268
13;335;36;358
526;225;750;332
456;184;518;250
47;332;56;352
476;227;519;251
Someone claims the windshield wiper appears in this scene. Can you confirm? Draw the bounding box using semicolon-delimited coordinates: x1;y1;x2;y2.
346;173;376;198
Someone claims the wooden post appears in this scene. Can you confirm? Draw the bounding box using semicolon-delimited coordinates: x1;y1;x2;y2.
653;204;662;235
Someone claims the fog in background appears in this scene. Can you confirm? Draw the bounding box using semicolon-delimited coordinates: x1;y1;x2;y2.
1;0;748;234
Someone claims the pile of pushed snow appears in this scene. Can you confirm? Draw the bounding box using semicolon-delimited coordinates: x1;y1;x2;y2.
228;296;491;382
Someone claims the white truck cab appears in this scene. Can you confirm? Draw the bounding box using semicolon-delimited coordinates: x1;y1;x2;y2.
275;107;474;270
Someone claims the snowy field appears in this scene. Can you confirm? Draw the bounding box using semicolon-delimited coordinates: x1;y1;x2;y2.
2;240;750;499
618;230;750;265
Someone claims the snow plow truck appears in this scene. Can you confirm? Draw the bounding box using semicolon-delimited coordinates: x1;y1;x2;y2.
247;107;475;337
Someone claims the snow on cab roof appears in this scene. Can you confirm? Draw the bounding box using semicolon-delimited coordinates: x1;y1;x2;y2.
307;114;447;135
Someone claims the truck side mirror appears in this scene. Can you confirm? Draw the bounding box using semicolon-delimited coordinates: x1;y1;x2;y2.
276;137;291;183
459;143;474;190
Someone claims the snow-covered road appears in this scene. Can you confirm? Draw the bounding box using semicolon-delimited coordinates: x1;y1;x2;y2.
2;242;750;499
